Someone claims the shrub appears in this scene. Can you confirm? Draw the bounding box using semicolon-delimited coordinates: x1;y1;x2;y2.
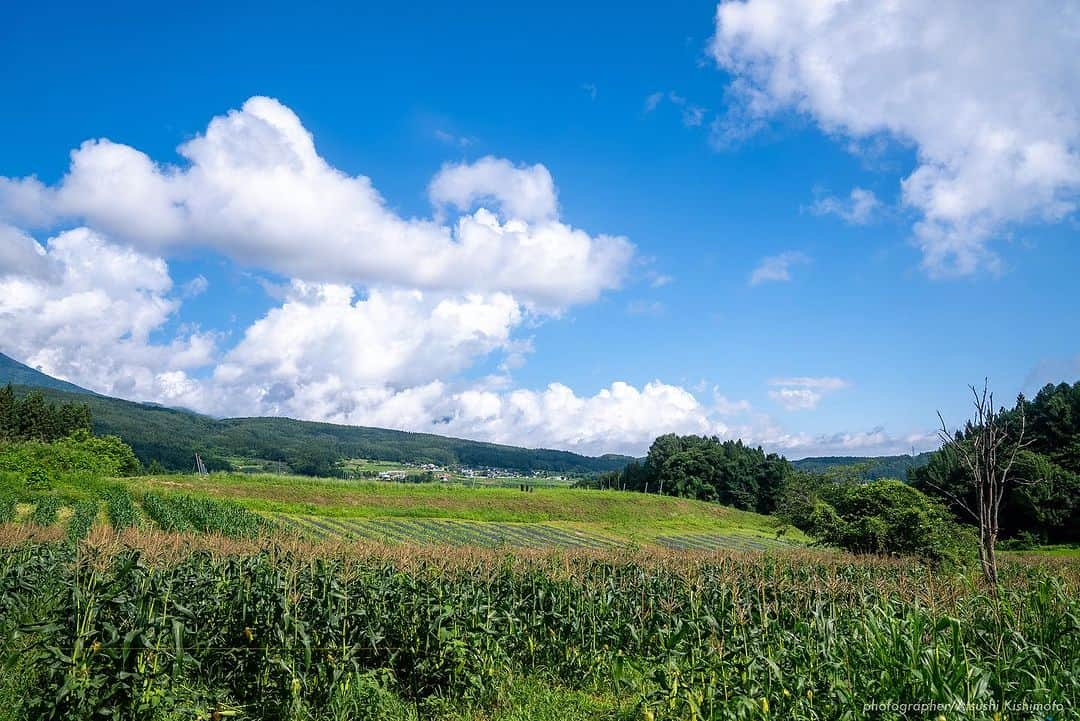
0;432;141;481
24;468;52;491
807;480;971;563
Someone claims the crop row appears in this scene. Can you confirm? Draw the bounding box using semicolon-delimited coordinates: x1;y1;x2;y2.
654;533;793;552
276;513;618;549
2;487;274;540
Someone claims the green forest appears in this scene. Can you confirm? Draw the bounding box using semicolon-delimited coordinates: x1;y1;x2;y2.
911;381;1080;544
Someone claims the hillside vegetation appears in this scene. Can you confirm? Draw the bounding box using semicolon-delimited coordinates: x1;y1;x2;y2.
791;452;933;479
1;370;1079;720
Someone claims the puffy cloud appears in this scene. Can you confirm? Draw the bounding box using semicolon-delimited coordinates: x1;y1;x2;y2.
0;95;932;461
0;224;53;280
0;234;919;456
768;376;849;411
809;187;880;225
711;0;1080;275
206;282;524;417
0;228;215;402
749;250;810;285
0;97;632;306
429;155;558;222
431;381;719;455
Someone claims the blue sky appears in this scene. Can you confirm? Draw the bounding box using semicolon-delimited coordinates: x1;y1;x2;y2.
1;0;1077;457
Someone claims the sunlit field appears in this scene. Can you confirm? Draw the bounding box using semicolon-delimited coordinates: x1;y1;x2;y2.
1;523;1076;721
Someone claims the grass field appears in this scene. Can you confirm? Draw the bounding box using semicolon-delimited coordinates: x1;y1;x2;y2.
1;469;803;550
125;472;803;548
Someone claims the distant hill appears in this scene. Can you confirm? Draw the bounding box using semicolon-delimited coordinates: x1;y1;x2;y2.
0;352;634;475
1;351;933;479
0;353;95;395
792;453;934;480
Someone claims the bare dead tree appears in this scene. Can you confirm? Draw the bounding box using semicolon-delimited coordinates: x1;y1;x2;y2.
930;380;1030;586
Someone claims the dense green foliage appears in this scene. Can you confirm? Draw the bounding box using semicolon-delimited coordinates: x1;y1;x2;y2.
780;477;968;563
591;435;789;514
66;499;99;542
158;493;276;538
0;431;141;487
103;485;140;530
911;381;1080;543
30;495;61;526
0;385;91;442
0;542;1075;721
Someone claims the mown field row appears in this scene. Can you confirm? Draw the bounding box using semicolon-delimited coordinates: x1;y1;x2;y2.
273;513;620;549
274;513;799;552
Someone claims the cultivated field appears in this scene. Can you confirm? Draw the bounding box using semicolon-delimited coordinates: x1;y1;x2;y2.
1;473;1077;720
13;471;801;550
1;524;1076;721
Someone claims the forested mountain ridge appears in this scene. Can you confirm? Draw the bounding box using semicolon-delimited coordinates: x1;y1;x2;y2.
4;384;636;474
0;353;635;474
791;453;934;479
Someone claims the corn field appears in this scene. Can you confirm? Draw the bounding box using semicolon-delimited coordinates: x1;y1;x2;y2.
1;528;1076;721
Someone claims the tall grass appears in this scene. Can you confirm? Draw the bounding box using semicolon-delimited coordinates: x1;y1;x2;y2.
0;532;1075;721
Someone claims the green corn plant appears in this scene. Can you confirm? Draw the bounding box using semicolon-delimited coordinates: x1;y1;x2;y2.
66;498;99;542
30;495;61;526
102;485;139;530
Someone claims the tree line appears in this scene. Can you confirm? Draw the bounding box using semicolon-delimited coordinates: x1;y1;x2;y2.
583;435;790;514
0;386;92;442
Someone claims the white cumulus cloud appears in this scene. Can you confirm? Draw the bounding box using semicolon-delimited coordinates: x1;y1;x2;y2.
711;0;1080;275
0;228;215;402
429;156;558;222
0;97;632;307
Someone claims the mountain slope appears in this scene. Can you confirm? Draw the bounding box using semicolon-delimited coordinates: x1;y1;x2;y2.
0;353;95;395
791;453;934;480
0;352;633;474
